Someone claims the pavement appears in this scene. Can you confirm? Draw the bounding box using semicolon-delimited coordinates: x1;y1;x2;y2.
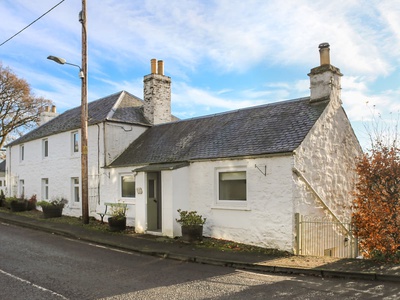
1;211;399;283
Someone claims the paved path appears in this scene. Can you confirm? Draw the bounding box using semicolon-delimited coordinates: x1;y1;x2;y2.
0;211;399;283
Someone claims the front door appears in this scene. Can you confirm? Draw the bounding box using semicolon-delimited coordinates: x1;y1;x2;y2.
147;172;161;231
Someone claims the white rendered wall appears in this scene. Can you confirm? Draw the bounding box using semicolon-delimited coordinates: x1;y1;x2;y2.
6;122;148;218
189;157;294;252
161;167;189;237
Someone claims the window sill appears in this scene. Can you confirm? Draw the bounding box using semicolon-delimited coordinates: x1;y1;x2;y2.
119;199;136;205
211;205;251;211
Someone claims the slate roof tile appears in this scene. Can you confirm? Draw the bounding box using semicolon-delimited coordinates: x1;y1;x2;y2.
109;97;328;167
7;91;150;146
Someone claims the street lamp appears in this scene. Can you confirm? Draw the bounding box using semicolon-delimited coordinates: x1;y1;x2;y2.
47;56;84;79
47;0;88;224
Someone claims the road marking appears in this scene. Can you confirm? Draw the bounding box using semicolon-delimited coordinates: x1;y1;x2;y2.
0;268;68;299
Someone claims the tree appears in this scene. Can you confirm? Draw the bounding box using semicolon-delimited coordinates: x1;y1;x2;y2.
352;141;400;261
0;62;52;150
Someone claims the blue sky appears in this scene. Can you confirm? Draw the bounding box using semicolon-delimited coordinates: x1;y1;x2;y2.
1;0;400;149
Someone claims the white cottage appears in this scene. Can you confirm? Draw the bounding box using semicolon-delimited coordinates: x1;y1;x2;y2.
6;44;362;255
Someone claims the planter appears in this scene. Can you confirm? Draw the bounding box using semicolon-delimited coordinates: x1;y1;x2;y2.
181;225;203;242
10;200;28;212
27;201;37;211
108;216;126;232
42;206;63;218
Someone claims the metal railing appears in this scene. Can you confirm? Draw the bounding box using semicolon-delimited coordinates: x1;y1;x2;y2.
295;213;358;258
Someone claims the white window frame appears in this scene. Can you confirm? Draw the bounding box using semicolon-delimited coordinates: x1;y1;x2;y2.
215;167;248;208
20;144;25;162
120;173;136;200
72;131;79;155
71;177;80;204
19;179;25;197
41;178;49;200
42;139;49;158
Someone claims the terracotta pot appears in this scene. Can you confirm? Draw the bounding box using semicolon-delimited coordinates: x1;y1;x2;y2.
42;206;63;218
108;217;126;232
181;225;203;242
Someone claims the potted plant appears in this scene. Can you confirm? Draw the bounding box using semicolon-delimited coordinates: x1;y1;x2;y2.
27;194;37;211
10;197;28;212
0;190;5;207
37;197;68;218
108;204;127;232
176;209;206;242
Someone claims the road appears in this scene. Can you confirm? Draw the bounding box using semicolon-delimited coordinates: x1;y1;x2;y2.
0;222;399;300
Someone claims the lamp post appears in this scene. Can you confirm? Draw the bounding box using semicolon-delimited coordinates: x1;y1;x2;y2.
47;0;89;224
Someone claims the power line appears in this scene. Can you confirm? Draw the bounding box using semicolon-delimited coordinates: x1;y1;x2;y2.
0;0;66;47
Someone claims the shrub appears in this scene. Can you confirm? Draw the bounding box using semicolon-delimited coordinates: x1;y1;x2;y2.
176;209;206;226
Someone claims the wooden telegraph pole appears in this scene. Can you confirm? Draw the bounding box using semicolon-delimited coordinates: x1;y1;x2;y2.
80;0;89;224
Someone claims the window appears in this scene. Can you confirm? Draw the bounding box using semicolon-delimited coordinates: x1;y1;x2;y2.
19;179;25;197
72;132;79;153
121;174;135;198
72;177;80;203
43;139;49;158
218;171;247;201
20;145;25;161
42;178;49;200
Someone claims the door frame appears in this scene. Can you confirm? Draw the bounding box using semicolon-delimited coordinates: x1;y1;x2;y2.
146;172;162;231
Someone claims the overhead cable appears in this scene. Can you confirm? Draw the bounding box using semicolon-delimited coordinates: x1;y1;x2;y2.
0;0;66;47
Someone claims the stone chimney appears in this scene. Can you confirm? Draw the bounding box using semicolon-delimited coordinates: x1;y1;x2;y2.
308;43;343;104
143;59;171;125
40;105;59;125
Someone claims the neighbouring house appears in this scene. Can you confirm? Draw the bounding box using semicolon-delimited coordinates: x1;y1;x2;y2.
5;44;362;255
0;160;5;194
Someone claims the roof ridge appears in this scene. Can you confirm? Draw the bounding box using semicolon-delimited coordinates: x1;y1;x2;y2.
154;96;311;127
106;91;126;120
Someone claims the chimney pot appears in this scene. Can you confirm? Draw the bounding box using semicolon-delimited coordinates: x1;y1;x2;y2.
51;105;56;113
319;42;330;65
157;60;164;75
151;58;157;74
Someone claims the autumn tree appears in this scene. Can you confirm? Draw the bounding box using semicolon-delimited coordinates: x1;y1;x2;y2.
0;62;52;150
352;128;400;261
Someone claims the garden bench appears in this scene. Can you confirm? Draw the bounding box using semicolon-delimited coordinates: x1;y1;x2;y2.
97;202;127;223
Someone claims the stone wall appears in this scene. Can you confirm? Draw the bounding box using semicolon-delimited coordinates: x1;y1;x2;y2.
143;74;171;125
293;101;362;220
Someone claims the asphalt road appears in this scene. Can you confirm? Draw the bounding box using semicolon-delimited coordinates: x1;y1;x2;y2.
0;222;399;300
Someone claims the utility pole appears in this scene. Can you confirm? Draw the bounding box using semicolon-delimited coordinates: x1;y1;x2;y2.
80;0;89;224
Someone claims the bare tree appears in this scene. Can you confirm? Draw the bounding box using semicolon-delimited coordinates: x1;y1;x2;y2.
0;62;52;149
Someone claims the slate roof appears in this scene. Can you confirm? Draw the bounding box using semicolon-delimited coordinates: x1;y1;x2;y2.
109;97;328;167
7;91;150;146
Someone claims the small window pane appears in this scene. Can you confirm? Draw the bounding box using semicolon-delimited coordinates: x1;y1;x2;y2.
72;177;80;202
121;175;135;198
43;140;48;157
73;133;79;153
219;171;246;201
148;179;155;198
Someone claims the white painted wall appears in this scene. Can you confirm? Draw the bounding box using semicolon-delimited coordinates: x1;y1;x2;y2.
161;167;189;237
294;101;362;220
189;157;294;252
6;122;148;218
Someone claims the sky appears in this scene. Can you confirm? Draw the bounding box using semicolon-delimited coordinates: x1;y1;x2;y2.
1;0;400;150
